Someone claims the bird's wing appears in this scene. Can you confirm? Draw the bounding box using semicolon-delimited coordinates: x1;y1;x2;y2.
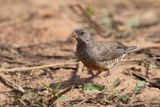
95;43;132;61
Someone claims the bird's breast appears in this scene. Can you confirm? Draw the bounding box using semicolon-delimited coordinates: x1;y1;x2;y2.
76;45;95;65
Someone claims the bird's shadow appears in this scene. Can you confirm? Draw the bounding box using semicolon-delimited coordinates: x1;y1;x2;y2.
49;69;100;90
150;78;160;89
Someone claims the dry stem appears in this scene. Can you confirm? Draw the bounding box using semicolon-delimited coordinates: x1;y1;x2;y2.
0;61;79;72
0;74;25;93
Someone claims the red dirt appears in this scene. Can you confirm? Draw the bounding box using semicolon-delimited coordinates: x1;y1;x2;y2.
0;0;160;107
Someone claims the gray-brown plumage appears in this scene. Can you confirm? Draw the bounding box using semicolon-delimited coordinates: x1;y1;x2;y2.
71;28;138;72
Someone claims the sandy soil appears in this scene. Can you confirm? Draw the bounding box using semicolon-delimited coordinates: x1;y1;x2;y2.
0;0;160;107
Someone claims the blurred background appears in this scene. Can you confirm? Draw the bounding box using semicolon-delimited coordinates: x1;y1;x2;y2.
0;0;160;46
0;0;160;106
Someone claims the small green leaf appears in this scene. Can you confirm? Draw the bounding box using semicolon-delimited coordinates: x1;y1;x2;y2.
134;81;146;94
127;18;141;28
83;83;104;93
53;83;61;92
119;93;130;102
102;11;113;28
111;78;121;89
57;95;69;103
85;5;94;17
42;83;61;96
149;63;157;70
42;83;50;90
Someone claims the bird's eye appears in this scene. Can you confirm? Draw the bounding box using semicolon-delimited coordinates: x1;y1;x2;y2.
76;30;84;35
116;46;122;49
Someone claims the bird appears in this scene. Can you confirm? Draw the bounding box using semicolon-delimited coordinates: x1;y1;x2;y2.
71;28;138;74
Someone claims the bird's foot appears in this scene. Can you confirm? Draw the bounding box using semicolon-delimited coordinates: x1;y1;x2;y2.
88;70;102;76
104;70;111;77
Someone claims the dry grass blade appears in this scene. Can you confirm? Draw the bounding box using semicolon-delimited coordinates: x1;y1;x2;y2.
0;74;25;93
118;100;160;107
49;86;73;106
0;61;79;72
132;72;160;89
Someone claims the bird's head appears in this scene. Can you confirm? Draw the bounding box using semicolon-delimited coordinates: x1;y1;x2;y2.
71;28;94;45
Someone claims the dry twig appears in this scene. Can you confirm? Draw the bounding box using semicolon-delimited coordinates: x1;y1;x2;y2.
118;100;160;107
49;86;73;106
132;71;160;89
0;61;79;72
0;74;25;93
118;102;147;107
73;99;88;106
122;58;153;78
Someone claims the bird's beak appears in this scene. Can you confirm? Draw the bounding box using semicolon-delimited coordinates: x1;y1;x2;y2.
71;32;79;39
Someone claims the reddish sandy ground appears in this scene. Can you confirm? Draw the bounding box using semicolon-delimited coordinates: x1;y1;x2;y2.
0;0;160;107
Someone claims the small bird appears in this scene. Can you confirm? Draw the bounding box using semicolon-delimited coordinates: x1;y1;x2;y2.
71;28;138;74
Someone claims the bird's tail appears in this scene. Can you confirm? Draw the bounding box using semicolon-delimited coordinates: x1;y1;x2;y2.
126;46;139;53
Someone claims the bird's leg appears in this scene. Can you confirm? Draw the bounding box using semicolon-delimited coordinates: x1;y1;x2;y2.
77;62;84;73
97;71;102;76
88;69;102;76
88;69;96;76
104;70;111;77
